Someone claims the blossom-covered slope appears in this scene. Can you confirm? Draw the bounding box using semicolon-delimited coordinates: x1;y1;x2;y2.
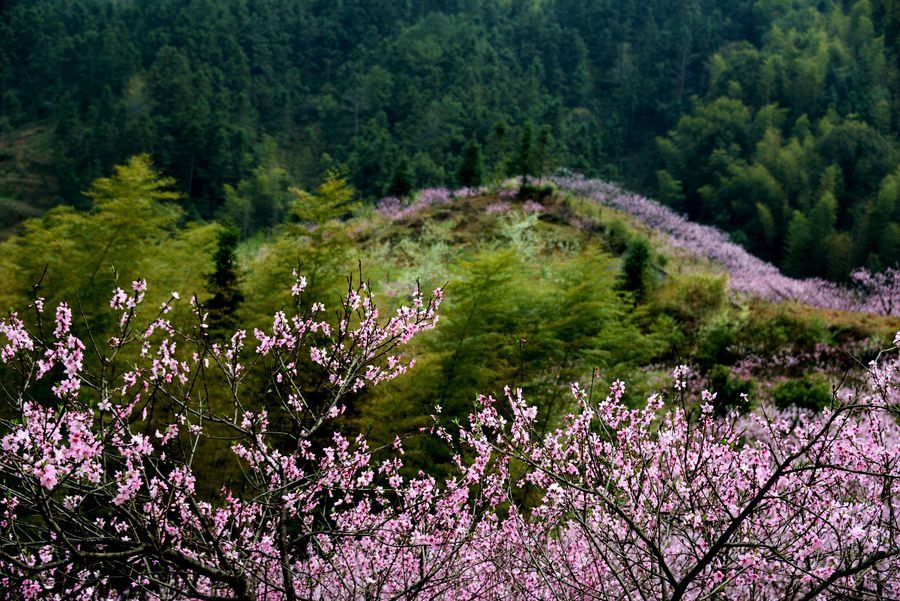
554;175;900;316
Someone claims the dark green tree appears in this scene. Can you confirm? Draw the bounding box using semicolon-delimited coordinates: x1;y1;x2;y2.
486;120;511;180
206;224;244;337
534;125;554;185
783;211;814;277
512;121;535;190
387;156;414;198
617;236;653;303
656;170;685;212
457;137;484;188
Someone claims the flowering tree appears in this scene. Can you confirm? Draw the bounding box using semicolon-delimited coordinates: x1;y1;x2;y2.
552;174;900;318
461;368;900;599
852;267;900;317
0;274;480;599
1;272;899;599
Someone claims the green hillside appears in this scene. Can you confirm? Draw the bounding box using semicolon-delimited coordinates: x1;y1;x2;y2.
1;157;895;480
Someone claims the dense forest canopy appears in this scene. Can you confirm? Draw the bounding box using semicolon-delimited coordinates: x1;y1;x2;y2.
0;0;899;279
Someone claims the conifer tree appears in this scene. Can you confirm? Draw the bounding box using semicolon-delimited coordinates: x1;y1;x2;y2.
388;156;414;198
205;224;244;337
512;121;535;190
457;137;484;188
617;236;653;303
534;125;554;185
238;173;361;324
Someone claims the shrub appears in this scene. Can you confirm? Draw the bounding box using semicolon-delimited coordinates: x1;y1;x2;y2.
650;272;727;328
706;363;753;414
694;310;744;368
772;373;834;410
605;218;631;253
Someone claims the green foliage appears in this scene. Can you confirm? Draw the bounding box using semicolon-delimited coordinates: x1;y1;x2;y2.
85;154;180;208
706;364;753;414
772;374;833;410
617;236;653;303
604;219;632;254
288;172;360;229
694;311;744;369
12;0;727;205
0;154;218;350
652;0;900;279
355;244;662;474
744;305;832;353
783;211;813;277
205;224;244;337
221;139;295;238
533;125;555;184
650;272;728;329
457;137;484;188
240;173;361;329
388;157;414;198
512;121;536;189
656;170;685;212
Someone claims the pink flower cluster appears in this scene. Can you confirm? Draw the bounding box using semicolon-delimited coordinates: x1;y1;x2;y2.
376;186;484;221
0;313;33;362
484;200;511;214
521;200;545;213
459;374;900;599
0;273;898;599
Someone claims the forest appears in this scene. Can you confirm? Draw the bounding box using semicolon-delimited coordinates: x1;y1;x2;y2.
1;0;900;599
2;0;900;278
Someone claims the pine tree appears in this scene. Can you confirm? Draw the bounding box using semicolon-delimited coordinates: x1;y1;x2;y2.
512;121;535;190
534;125;553;185
617;237;653;303
388;156;414;198
206;224;244;337
457;137;484;188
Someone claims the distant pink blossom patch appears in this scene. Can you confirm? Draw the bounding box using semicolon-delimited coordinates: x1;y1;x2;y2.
521;200;545;213
555;175;900;316
376;187;485;222
485;201;512;215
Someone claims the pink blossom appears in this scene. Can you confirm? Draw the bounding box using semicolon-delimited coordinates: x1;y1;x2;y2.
554;175;900;316
485;200;511;214
0;270;897;599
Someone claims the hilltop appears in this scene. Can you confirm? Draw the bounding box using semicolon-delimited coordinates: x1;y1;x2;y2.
245;176;899;469
1;157;897;475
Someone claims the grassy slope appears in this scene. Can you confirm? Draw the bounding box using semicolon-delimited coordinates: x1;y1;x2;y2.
291;185;900;446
